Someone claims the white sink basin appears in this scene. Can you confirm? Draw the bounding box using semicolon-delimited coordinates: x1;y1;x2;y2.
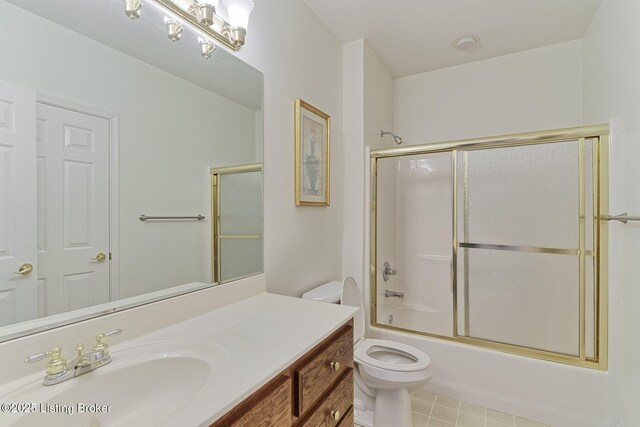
1;340;228;427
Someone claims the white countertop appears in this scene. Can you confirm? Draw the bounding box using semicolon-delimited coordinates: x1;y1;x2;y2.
0;291;357;427
144;292;356;426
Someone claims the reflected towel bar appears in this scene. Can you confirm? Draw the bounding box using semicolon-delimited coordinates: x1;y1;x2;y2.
604;213;640;224
139;214;205;222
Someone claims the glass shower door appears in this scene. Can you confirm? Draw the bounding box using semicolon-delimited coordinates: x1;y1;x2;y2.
456;140;597;357
370;124;608;368
375;152;454;337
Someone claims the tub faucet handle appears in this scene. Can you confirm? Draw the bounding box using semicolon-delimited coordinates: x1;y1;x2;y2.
383;261;398;281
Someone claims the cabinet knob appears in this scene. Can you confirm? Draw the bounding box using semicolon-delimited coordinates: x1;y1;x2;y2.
330;360;340;371
330;409;340;421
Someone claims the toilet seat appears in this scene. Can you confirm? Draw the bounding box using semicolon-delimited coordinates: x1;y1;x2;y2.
354;338;431;372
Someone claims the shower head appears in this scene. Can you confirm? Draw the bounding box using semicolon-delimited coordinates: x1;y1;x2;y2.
380;130;403;145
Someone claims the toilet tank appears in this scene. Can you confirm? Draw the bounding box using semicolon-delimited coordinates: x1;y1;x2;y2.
301;281;342;304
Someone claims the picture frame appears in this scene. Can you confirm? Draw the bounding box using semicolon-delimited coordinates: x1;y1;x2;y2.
295;99;330;206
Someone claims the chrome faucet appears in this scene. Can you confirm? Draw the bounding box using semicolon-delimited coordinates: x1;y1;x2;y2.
25;329;123;386
385;290;404;298
383;261;397;281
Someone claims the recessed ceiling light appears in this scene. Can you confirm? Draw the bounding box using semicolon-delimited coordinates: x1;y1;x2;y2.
452;35;481;51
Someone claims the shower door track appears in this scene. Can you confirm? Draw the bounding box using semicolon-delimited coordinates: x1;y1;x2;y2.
369;124;609;370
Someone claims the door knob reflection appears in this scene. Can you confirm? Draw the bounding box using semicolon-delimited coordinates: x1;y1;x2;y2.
91;252;108;263
12;263;34;276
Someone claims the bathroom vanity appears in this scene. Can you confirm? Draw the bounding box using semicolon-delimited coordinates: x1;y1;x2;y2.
0;280;357;427
212;322;354;427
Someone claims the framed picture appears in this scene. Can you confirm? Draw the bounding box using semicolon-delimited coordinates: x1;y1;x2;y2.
295;99;330;206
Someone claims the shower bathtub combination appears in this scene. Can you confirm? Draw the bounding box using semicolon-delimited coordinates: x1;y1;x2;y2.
369;124;609;370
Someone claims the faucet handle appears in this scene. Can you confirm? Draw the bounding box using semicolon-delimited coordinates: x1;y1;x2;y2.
24;347;68;375
93;329;123;354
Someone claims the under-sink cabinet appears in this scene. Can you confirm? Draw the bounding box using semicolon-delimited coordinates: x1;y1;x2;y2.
211;321;354;427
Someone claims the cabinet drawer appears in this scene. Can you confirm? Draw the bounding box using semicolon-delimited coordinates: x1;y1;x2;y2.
302;370;353;427
227;375;292;427
336;406;354;427
296;326;353;414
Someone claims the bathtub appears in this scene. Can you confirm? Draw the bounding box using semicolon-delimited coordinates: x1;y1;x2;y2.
380;303;452;337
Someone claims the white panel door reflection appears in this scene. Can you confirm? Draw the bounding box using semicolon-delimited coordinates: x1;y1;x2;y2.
0;81;37;326
36;103;110;315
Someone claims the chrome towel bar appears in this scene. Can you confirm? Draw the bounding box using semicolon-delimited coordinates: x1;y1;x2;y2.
604;213;640;224
139;214;205;222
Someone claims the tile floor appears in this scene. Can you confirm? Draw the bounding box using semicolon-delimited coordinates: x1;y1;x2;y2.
411;390;552;427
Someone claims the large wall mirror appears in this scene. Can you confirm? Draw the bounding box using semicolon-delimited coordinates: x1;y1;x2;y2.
0;0;263;342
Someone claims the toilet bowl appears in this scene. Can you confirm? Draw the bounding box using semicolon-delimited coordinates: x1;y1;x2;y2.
302;277;432;427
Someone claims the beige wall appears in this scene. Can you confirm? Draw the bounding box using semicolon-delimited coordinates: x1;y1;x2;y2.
341;39;395;334
395;40;584;145
341;39;365;287
583;0;640;425
236;0;344;297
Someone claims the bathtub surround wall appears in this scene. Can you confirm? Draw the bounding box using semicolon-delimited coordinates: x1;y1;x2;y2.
236;0;344;297
583;0;640;425
373;157;398;319
373;153;453;336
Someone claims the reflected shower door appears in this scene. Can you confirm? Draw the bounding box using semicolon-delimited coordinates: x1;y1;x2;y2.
375;153;454;337
212;166;263;284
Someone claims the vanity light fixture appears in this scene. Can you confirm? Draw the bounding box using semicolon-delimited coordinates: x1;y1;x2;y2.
124;0;254;51
124;0;142;19
199;38;216;59
165;17;184;41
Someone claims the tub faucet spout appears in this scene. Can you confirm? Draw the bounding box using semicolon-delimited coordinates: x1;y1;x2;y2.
385;290;404;298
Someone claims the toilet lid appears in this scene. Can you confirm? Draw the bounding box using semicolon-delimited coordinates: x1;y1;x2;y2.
341;276;365;344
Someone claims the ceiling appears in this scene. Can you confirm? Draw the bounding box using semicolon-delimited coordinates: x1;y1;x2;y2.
5;0;263;110
304;0;602;77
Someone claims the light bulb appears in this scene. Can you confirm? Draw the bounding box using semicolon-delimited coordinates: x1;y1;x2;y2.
223;0;254;30
165;17;183;41
199;38;216;59
197;2;217;26
124;0;142;19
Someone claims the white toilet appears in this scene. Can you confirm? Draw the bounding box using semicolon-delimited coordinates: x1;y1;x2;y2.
302;276;432;427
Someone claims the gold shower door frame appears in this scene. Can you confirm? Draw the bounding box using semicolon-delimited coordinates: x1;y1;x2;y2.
369;124;609;370
210;163;263;284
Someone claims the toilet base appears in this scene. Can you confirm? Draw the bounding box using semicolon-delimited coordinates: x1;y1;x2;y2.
373;387;412;427
354;407;374;427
